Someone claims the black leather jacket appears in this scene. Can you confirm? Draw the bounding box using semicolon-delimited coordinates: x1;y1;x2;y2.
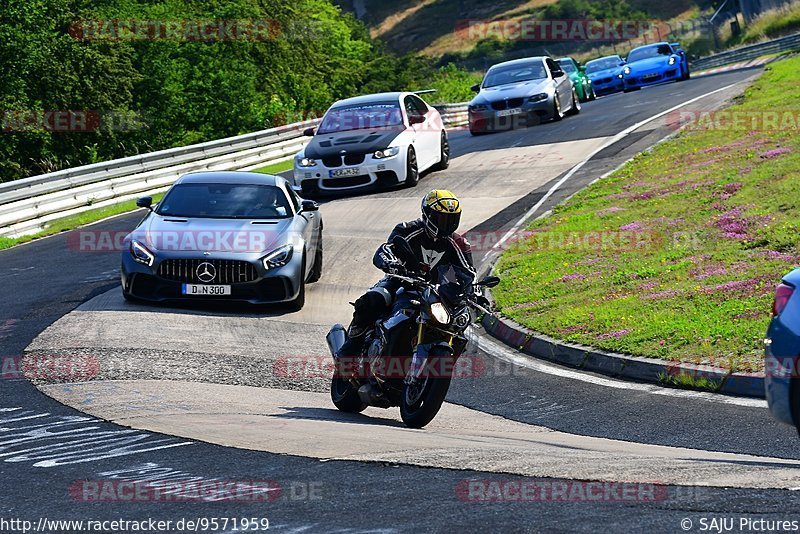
373;219;475;281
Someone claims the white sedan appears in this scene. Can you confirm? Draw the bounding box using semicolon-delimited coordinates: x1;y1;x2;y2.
292;91;450;196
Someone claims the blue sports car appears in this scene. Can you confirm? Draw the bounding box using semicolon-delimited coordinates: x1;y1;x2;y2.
584;55;626;96
622;42;690;92
766;269;800;430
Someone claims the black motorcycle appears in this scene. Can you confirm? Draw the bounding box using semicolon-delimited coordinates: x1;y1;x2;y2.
326;263;499;428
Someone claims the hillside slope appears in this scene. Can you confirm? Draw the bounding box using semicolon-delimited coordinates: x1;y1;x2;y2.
335;0;706;56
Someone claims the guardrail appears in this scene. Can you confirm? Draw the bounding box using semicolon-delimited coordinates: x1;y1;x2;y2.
691;31;800;71
0;105;469;238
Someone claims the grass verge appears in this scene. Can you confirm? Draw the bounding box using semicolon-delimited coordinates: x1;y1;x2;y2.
252;159;294;175
492;56;800;373
0;193;164;251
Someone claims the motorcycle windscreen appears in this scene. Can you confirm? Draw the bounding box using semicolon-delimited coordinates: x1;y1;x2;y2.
433;264;476;305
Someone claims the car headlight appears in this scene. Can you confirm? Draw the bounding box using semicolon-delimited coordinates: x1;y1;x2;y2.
669;56;677;65
469;104;488;112
430;302;451;325
296;157;317;168
130;240;154;267
262;244;293;270
528;93;548;102
623;66;631;75
373;147;400;159
618;74;624;79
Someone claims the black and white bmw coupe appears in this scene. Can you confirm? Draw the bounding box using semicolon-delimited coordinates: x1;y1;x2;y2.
292;92;450;196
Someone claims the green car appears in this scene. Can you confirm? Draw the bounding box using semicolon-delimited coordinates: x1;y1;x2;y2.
557;57;596;103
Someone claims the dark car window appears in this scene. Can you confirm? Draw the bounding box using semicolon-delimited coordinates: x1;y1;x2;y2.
545;58;562;77
483;61;547;88
318;103;403;134
404;95;427;121
585;57;622;73
627;44;673;63
157;183;292;219
558;59;577;74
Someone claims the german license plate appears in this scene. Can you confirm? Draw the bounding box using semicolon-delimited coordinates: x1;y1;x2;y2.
330;168;360;178
182;284;231;296
643;73;659;80
497;108;522;117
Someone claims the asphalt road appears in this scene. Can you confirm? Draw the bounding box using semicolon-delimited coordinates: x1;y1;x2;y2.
3;68;799;533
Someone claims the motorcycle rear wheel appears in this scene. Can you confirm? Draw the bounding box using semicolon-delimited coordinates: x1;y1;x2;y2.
331;376;367;413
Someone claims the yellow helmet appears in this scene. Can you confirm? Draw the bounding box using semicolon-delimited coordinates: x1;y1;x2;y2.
421;189;461;239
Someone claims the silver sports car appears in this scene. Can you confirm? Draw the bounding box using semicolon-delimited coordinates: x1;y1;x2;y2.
121;171;323;310
468;56;580;135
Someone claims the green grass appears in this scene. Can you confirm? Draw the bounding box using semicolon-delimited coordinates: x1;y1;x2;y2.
736;1;800;45
0;193;164;251
492;56;800;373
252;159;294;175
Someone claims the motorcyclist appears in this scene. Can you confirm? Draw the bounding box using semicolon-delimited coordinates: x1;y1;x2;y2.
337;189;476;358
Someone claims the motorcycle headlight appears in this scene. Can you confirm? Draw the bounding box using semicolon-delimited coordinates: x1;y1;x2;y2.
130;240;154;267
623;66;632;75
528;93;548;102
373;147;400;159
669;56;677;65
296;157;317;168
430;302;451;325
262;244;293;270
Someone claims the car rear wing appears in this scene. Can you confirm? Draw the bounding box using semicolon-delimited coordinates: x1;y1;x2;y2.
670;43;683;50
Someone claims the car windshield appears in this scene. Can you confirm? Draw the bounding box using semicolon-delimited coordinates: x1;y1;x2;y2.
558;60;577;74
482;61;548;88
318;103;403;134
627;44;672;63
585;57;621;73
157;183;292;219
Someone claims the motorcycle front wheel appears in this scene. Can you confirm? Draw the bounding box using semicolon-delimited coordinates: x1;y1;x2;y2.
400;348;454;428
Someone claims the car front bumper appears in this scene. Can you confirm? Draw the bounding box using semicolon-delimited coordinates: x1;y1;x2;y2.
121;251;303;304
624;67;681;89
292;152;406;196
468;99;553;133
590;76;624;95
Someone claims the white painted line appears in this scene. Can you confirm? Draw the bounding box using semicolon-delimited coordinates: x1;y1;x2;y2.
487;81;743;258
473;331;768;408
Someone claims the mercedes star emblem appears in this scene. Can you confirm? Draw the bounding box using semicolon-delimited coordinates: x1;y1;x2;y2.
196;262;217;283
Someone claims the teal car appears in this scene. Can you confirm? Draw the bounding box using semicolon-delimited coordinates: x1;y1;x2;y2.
557;57;596;103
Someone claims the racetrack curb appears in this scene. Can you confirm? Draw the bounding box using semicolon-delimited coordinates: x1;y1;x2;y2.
480;313;766;398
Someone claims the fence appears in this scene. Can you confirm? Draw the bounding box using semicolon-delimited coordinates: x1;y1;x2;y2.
0;104;469;238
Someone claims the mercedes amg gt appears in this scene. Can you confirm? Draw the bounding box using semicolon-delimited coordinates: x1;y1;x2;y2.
121;171;323;310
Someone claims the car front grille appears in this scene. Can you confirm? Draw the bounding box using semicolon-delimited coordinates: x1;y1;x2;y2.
157;259;259;284
490;98;524;111
598;77;612;84
321;154;366;167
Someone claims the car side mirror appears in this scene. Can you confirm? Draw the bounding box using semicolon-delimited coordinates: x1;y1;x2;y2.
408;114;426;125
303;127;315;137
619;61;626;66
301;199;319;212
579;66;586;73
136;196;153;210
552;70;565;78
471;83;481;92
478;276;501;288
